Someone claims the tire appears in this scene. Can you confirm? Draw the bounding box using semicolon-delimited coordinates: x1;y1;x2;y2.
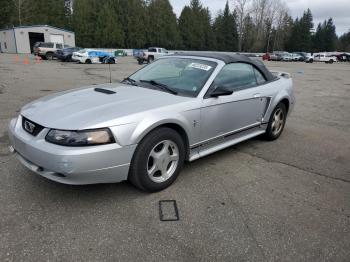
128;127;185;192
309;59;313;63
264;103;287;141
148;56;154;63
46;52;54;60
329;59;334;64
85;59;92;64
108;58;115;64
138;59;144;65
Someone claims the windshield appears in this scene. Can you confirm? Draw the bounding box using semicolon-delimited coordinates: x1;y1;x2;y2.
129;58;217;97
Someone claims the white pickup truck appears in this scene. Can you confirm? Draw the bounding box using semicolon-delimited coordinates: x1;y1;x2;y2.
314;53;337;64
136;47;171;64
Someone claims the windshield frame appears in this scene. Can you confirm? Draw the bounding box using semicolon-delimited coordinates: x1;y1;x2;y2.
126;57;219;98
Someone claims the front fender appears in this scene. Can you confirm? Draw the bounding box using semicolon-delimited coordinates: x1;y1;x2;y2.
110;112;196;147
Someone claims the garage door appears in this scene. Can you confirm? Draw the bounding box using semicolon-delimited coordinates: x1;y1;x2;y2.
50;34;64;43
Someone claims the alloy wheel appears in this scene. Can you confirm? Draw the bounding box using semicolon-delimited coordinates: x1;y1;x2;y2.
147;140;179;183
271;108;285;136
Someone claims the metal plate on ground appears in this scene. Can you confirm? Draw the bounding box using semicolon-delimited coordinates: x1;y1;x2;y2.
159;200;179;221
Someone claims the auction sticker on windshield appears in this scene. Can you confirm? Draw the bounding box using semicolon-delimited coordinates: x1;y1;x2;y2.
188;63;212;71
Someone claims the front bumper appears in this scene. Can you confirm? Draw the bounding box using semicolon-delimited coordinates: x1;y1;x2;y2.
8;116;137;185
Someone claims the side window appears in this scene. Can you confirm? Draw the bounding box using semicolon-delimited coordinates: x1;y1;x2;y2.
56;44;63;49
254;68;266;85
213;63;257;91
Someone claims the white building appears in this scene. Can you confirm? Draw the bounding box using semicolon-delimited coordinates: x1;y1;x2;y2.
0;25;75;54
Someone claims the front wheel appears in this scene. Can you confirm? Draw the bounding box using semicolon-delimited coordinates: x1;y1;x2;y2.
128;127;185;192
264;103;287;141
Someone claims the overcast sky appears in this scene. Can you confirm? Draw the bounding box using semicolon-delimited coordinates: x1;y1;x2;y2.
169;0;350;35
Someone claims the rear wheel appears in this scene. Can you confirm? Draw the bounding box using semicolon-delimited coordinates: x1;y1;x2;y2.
264;103;287;141
85;59;92;64
128;127;185;192
148;56;154;63
45;52;54;60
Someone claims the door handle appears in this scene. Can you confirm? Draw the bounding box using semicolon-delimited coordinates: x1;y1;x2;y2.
253;93;261;98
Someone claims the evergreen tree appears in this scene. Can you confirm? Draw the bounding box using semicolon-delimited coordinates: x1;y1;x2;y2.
337;31;350;51
179;0;214;50
299;9;313;51
324;18;337;51
286;9;314;52
313;23;324;52
178;6;193;49
20;0;67;28
95;0;124;48
202;8;216;50
146;0;180;49
118;0;148;48
72;0;98;47
0;0;14;27
213;2;238;51
313;18;337;52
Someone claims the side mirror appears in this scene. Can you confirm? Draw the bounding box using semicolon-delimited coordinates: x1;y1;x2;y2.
210;86;233;98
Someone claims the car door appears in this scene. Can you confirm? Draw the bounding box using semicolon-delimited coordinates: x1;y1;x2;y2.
200;63;269;142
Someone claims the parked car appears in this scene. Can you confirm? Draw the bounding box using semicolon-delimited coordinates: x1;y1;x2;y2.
314;53;337;64
262;53;270;61
72;49;116;64
291;53;304;61
335;53;350;62
136;47;171;64
281;53;293;61
55;47;82;62
269;53;283;61
295;52;314;63
8;53;295;192
33;42;71;60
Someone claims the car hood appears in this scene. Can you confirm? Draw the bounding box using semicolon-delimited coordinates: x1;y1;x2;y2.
21;83;192;130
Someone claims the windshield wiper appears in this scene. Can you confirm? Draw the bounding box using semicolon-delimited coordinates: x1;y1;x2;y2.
122;77;138;86
139;80;178;95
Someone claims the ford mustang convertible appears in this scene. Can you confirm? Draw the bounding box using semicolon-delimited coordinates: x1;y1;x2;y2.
8;53;295;192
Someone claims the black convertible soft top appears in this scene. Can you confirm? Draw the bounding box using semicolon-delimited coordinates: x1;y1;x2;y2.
172;52;275;81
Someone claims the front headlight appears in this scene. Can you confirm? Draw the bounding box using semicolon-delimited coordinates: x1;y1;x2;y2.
45;128;115;146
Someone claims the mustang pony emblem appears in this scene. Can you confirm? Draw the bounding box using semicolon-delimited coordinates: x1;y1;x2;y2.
24;120;35;133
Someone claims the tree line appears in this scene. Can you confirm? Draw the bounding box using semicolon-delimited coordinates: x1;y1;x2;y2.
0;0;349;52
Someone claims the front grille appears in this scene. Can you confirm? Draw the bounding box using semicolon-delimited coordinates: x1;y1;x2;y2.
22;116;44;136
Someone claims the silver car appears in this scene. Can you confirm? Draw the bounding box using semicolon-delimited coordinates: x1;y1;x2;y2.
8;53;295;192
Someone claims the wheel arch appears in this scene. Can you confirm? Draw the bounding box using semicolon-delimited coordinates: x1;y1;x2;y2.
280;98;290;114
138;122;190;159
265;93;292;123
130;119;192;160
